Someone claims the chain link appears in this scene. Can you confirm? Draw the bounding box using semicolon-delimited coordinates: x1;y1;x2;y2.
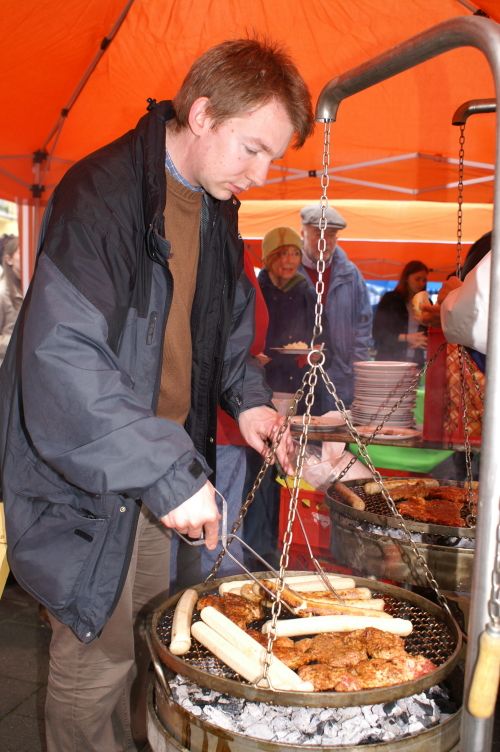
457;344;477;526
316;364;453;619
456;124;465;279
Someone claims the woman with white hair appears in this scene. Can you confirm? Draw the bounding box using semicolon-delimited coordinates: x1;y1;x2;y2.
0;236;22;366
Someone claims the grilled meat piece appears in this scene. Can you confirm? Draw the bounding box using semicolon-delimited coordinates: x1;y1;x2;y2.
301;632;367;667
352;657;405;688
390;653;437;680
432;486;478;503
388;483;437;501
363;627;406;660
246;630;312;670
395;485;478;527
197;593;263;629
397;498;475;527
298;664;362;692
297;628;436;692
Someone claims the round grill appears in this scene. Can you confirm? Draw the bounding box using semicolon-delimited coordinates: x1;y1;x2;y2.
151;573;463;708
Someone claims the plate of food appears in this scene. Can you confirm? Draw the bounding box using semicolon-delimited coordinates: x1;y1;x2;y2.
271;341;325;356
356;425;421;441
290;412;349;430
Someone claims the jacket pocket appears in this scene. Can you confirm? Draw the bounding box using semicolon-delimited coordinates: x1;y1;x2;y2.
9;500;109;613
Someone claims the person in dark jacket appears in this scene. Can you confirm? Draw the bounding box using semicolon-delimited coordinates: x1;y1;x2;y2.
0;39;313;751
258;226;319;394
299;205;372;408
373;259;429;364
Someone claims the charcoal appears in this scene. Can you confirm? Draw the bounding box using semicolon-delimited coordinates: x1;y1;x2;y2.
168;675;456;746
247;722;275;740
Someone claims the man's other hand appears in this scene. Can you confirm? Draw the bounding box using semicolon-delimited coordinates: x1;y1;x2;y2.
238;405;295;475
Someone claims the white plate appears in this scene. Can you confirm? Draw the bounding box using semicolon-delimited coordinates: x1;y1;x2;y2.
271;347;323;356
354;361;418;370
270;347;311;355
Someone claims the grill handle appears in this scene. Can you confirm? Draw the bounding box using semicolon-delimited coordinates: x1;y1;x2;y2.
467;626;500;718
143;619;172;698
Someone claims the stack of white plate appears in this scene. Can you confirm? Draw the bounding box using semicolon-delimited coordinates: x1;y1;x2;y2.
351;361;418;428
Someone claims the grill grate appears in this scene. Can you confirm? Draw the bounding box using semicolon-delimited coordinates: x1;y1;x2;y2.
152;575;463;707
156;590;458;687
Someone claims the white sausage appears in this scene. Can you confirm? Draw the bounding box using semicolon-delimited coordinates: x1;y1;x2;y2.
219;573;356;595
192;614;313;692
261;615;413;638
169;588;198;655
199;606;313;691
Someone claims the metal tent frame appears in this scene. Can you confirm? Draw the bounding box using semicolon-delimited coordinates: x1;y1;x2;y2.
317;15;499;752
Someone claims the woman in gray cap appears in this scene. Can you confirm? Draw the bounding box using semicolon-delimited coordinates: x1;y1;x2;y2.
258;225;325;397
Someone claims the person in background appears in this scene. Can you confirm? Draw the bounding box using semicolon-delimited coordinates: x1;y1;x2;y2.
373;259;429;365
0;235;22;366
0;38;313;752
422;231;492;366
299;205;372;408
258;226;321;395
243;226;321;568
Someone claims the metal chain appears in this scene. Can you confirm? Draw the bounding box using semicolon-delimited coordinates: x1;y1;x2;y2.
311;122;331;345
261;128;334;671
462;347;485;400
317;364;453;619
262;366;320;677
456;124;465;279
457;344;477;526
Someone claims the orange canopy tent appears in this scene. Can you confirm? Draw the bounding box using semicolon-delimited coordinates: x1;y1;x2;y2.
0;0;496;279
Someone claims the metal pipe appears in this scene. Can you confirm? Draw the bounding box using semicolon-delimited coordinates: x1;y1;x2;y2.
316;15;500;752
452;97;496;126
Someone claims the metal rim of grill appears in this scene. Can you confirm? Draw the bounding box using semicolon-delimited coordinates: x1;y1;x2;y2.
151;572;463;708
326;479;476;540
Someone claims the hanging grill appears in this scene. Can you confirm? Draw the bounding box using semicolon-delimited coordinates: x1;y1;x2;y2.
326;479;475;592
150;572;462;709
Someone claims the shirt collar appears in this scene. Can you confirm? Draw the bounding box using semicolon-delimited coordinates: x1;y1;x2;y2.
165;148;203;193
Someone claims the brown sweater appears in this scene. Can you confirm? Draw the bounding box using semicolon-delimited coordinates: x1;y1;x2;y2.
156;173;202;424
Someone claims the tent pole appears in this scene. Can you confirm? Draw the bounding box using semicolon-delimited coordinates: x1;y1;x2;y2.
316;15;500;752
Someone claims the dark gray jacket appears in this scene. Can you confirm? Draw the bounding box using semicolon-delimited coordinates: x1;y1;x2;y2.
0;100;271;642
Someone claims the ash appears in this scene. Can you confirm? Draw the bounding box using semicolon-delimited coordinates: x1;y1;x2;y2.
357;521;475;549
168;675;457;746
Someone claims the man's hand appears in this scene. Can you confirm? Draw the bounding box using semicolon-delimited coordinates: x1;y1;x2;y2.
160;480;220;550
238;405;295;475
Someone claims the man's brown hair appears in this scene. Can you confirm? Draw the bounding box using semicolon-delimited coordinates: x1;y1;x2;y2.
173;38;314;148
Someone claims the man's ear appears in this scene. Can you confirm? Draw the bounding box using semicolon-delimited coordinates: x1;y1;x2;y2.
188;97;212;136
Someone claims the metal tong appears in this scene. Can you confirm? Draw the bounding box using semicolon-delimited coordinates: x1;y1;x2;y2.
175;490;298;614
274;459;344;601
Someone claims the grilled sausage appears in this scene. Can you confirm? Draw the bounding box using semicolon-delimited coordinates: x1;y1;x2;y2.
262;615;413;638
169;588;198;656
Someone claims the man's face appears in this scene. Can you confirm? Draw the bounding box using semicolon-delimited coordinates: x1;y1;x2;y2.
301;225;339;264
188;99;294;200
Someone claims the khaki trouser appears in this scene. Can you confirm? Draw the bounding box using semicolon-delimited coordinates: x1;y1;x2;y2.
45;504;171;752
